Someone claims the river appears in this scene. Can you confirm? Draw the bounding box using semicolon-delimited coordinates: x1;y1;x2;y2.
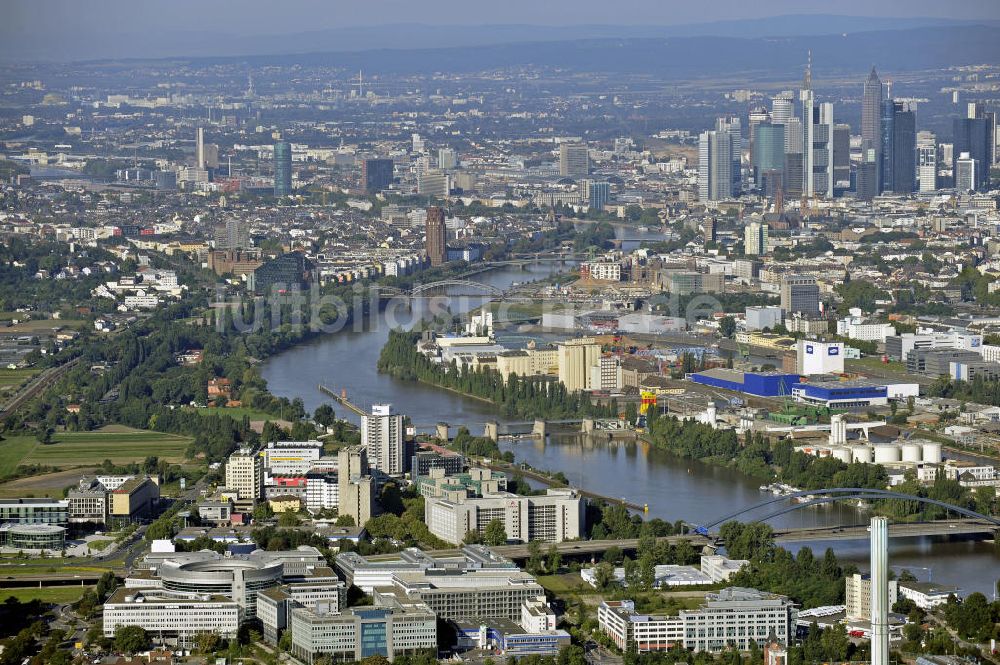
260;260;999;597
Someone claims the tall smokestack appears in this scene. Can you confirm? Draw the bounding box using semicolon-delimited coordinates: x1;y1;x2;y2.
870;516;889;665
196;127;205;170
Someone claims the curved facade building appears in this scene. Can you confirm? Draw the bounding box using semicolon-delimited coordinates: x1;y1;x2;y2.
159;557;283;617
0;524;66;551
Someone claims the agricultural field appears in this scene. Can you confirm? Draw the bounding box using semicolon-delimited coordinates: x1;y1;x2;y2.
0;467;95;498
0;427;191;482
21;428;191;466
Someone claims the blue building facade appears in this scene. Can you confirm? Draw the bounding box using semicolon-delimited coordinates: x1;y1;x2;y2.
690;370;800;397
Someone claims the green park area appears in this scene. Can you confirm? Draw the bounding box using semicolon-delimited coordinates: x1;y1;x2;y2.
185;405;277;421
0;585;92;605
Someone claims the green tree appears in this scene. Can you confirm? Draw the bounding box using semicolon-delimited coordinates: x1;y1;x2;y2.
719;316;737;338
114;625;149;654
483;519;507;546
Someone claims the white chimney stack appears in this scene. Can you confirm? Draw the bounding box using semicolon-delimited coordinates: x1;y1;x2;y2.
870;516;889;665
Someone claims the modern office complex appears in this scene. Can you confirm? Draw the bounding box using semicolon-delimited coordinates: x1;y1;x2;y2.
263;440;324;477
226;447;264;500
424;488;584;544
780;274;820;314
599;587;797;653
335;545;519;593
0;498;69;525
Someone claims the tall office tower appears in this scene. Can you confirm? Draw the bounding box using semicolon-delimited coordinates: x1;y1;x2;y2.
862;67;883;153
698;130;734;202
425;206;447;267
954;111;994;191
273;141;292;196
417;170;449;197
870;516;890;665
890;102;916;194
803;99;835;198
771;92;795;127
411;133;425;153
752;122;785;189
748;107;770;182
337;445;374;526
967;102;998;165
582;180;611;211
557;338;602;392
780;275;820;314
225;448;263;500
955;152;977;192
744;222;768;256
879;99;895;193
215;219;251;250
782;116;804;198
704;218;717;245
559;142;589;177
833;123;851;192
716;115;743;195
362;404;404;475
437;148;457;170
917;132;937;193
196;127;206;170
856;149;879;202
362;158;394;193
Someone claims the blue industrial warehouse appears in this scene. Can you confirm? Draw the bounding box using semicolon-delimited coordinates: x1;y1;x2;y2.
689;369;800;397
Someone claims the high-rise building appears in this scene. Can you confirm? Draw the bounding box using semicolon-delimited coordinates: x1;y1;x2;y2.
917;132;937;193
967;102;997;165
273;141;292;196
698;130;734;202
437;148;457;170
856;149;879;202
890;102;916;194
703;218;717;245
953;114;993;191
582;180;611;211
744;222;768;256
196;127;206;170
425;206;447;267
771;92;795;127
362;158;394;193
780;275;820;315
955;152;977;192
417;170;449;197
833;123;851;192
845;573;898;621
559;142;589;177
752;122;785;186
716;116;742;195
215;219;251;250
225;448;263;501
362;404;405;476
337;446;374;526
802;97;835;198
862;67;883;153
880;99;895;193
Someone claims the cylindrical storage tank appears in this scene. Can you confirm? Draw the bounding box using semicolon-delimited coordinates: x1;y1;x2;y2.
873;444;902;464
900;443;922;463
922;442;942;464
831;446;852;463
852;445;874;464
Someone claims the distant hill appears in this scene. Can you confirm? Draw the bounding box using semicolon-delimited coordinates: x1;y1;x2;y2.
2;15;997;63
182;25;1000;80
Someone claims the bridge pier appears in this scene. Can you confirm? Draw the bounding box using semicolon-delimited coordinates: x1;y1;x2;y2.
533;420;547;438
484;421;499;442
435;422;450;442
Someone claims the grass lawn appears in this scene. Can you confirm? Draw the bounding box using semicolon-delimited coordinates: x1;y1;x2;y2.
0;585;92;605
0;367;41;384
19;428;191;466
0;436;41;478
185;406;277;421
537;573;599;595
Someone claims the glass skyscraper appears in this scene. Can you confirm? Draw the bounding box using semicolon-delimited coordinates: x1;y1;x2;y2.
273;141;292;196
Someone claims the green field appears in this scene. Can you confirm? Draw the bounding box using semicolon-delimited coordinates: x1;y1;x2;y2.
0;585;92;604
0;368;41;383
20;429;191;466
0;436;42;478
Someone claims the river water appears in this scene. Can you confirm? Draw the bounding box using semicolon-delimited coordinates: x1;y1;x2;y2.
260;259;999;597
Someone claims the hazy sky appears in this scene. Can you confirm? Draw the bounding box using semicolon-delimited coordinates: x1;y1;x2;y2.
6;0;1000;35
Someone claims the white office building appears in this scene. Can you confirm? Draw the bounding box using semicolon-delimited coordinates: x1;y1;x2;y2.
103;588;241;639
425;489;584;545
264;440;324;476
